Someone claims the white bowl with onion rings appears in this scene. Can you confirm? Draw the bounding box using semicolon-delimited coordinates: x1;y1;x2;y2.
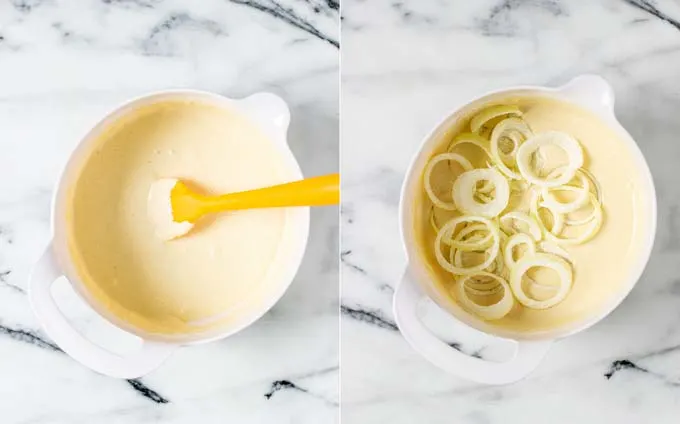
393;75;657;385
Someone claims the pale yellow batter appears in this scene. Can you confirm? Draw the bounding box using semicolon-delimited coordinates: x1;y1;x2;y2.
67;99;296;335
416;95;651;334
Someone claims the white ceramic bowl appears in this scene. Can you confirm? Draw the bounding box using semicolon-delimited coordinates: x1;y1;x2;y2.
393;75;657;385
29;90;310;378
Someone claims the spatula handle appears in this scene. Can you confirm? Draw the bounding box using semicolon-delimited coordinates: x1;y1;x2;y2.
204;173;340;212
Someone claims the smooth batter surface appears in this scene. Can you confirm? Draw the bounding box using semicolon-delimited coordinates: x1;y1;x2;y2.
67;99;294;335
416;95;651;334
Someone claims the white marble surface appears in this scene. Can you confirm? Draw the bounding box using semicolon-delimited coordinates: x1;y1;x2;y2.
341;0;680;422
0;1;338;423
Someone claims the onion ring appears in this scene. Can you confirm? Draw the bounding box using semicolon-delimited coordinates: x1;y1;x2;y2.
503;232;536;269
516;131;584;188
455;272;514;320
510;253;573;309
452;168;510;218
500;211;542;241
435;216;501;275
470;105;522;134
424;152;474;210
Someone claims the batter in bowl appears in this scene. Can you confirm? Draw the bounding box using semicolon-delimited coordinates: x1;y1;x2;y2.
67;98;297;335
415;95;651;334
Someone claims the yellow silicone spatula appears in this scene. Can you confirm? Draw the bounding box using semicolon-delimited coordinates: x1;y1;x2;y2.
148;173;339;240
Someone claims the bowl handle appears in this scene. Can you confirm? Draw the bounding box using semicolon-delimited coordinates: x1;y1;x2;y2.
238;92;291;137
28;242;177;379
558;74;616;117
393;266;552;385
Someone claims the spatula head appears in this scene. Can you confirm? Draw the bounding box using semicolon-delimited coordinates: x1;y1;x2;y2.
147;178;194;241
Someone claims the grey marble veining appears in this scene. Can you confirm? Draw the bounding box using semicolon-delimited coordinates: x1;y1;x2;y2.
342;0;680;422
0;0;338;422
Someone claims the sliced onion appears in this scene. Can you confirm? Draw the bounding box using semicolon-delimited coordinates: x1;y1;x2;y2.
579;167;602;204
452;246;495;270
491;118;532;158
448;132;497;195
435;216;500;275
510;180;529;193
516;131;584;188
447;132;492;159
542;169;600;226
510;253;573;309
454;232;506;275
429;208;492;249
499;131;521;161
448;223;494;251
452;168;510;218
525;276;557;291
465;284;503;297
430;206;461;238
447;134;496;195
427;107;604;315
503;232;536;269
429;206;441;233
475;192;494;203
495;231;509;276
565;207;598;226
430;207;455;248
478;183;495;195
543;193;603;245
470;105;522;134
500;211;542;241
450;232;490;265
489;117;532;180
530;190;565;236
455;272;514;320
451;239;503;273
489;248;505;274
542;167;601;210
478;164;497;194
538;241;572;263
541;172;590;214
462;269;504;295
424;152;473;210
